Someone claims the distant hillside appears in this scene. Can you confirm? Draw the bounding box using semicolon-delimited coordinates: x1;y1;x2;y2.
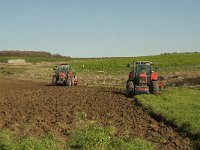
0;50;70;58
160;51;199;55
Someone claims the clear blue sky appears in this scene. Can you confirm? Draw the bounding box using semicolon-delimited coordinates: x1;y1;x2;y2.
0;0;200;57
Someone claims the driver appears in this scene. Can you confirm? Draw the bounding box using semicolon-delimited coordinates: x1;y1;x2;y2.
140;65;146;74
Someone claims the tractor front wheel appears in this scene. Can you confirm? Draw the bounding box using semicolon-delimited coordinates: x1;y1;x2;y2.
126;80;135;97
66;77;72;86
150;81;159;94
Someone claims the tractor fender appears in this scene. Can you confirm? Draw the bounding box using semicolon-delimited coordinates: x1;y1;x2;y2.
128;72;134;79
151;72;158;81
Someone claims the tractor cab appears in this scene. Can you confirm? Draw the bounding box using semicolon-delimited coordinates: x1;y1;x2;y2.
56;64;70;74
134;61;152;85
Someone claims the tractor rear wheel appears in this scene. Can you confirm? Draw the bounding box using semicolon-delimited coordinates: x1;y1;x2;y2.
74;75;78;85
52;76;57;86
66;77;72;86
151;81;159;94
71;77;74;86
126;80;135;97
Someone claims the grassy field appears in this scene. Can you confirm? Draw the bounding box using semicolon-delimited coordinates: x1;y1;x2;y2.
136;88;200;136
67;53;200;76
1;52;200;75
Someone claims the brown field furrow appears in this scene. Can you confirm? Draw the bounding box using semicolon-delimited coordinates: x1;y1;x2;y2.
0;78;191;149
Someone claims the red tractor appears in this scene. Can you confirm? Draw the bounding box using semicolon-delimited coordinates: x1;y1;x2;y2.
126;61;164;97
52;64;78;86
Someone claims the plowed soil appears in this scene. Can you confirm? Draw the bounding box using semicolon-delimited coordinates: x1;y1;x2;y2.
0;78;191;149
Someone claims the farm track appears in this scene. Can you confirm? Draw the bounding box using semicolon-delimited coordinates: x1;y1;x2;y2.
0;79;191;149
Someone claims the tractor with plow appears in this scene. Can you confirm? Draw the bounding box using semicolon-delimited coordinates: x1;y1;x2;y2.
126;61;165;97
52;64;78;86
